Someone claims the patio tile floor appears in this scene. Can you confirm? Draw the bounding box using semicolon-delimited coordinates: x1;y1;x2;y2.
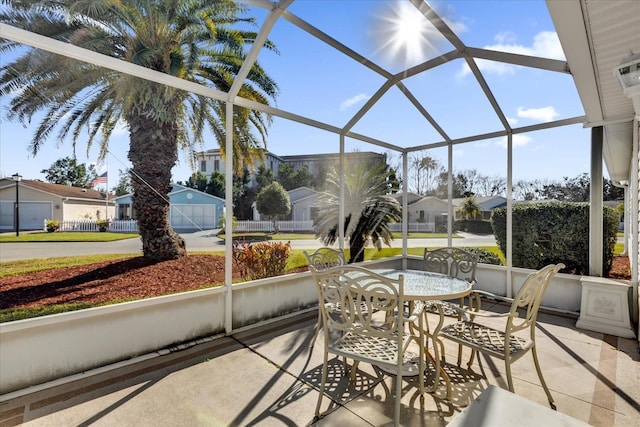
1;306;638;426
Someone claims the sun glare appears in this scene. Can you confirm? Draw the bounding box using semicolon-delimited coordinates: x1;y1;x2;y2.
371;2;441;67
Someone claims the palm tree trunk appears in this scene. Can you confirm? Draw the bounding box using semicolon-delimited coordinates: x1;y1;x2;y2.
128;111;186;261
349;234;367;263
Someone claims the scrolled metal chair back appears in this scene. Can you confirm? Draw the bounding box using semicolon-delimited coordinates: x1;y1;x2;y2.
423;247;478;284
304;247;346;271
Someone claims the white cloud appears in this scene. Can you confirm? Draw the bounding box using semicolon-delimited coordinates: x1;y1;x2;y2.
496;134;531;149
339;93;370;111
453;148;464;157
458;30;564;77
516;106;559;122
507;116;519;125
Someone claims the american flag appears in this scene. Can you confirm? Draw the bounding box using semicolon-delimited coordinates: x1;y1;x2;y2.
91;172;108;187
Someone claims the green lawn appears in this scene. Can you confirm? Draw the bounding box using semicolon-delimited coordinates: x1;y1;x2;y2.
0;232;139;243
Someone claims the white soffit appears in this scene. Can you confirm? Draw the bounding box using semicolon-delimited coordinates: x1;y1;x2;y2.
547;0;640;182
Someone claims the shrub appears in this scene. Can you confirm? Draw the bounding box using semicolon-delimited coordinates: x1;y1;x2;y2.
454;219;493;234
460;247;502;265
491;201;617;275
232;240;291;280
46;220;60;232
96;219;110;231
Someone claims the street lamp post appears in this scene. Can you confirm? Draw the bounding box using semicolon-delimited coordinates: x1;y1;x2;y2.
11;173;22;237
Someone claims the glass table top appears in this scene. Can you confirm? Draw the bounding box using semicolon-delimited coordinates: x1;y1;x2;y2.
370;269;472;300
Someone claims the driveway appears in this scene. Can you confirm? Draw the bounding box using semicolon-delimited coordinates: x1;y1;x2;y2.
0;231;498;262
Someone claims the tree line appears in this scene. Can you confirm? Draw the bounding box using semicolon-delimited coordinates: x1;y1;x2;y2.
391;151;624;202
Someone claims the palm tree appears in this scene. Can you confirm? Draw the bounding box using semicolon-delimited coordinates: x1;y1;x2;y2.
0;0;278;261
315;159;401;263
457;196;482;220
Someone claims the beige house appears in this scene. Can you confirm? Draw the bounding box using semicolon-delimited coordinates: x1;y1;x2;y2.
0;178;114;232
403;196;448;231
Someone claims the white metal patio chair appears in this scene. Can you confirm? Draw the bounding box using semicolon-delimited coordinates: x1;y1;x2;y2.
423;247;479;364
438;263;564;409
304;247;347;348
309;265;425;426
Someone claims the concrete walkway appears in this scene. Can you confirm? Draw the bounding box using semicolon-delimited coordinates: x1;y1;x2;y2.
2;304;638;426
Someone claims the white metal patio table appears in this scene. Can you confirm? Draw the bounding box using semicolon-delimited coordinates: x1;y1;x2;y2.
370;268;473;399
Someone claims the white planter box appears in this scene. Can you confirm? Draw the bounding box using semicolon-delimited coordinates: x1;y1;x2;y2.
576;277;636;338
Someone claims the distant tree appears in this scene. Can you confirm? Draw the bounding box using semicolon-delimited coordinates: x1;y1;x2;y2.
540;173;590;202
206;171;226;199
457;196;481;220
408;152;443;195
435;171;469;198
514;179;546;201
41;157;97;188
183;171;208;193
477;174;506;196
603;178;625;201
255;182;290;233
255;165;275;193
233;170;255;220
278;164;314;190
112;169;132;196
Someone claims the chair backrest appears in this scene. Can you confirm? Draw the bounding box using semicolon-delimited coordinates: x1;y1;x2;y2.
308;265;404;338
507;263;565;335
304;247;346;271
423;247;478;284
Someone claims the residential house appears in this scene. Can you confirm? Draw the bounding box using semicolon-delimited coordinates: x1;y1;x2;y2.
287;187;319;221
252;186;320;223
452;196;507;220
0;178;114;231
403;195;449;232
113;184;224;232
194;149;387;190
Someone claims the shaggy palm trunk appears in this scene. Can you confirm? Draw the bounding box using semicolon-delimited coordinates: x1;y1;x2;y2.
128;112;186;261
349;234;367;263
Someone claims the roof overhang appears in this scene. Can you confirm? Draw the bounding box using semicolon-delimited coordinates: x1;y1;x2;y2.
547;0;640;182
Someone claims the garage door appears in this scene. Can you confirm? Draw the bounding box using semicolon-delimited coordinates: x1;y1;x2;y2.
170;204;216;231
0;201;52;231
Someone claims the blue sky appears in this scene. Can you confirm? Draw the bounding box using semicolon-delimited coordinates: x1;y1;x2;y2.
0;0;595;188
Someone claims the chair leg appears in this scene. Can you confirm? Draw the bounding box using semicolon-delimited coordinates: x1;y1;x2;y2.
310;311;322;349
505;356;515;393
394;365;402;426
349;360;360;380
315;350;329;418
467;348;476;368
531;345;555;409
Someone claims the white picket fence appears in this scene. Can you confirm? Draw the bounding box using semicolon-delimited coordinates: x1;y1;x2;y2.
388;222;436;232
45;219;139;233
233;220;315;232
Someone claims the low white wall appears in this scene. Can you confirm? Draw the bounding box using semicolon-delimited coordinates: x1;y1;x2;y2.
0;287;229;394
0;257;583;396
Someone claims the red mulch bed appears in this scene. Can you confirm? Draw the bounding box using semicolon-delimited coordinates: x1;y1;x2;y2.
0;255;238;310
0;254;631;311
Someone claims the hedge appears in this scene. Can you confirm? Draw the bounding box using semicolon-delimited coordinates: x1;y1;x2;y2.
491;201;617;275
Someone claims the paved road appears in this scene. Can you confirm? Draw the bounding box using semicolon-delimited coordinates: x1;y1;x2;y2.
0;231;498;262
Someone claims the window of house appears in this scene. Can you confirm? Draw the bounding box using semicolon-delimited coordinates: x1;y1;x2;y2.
200;160;207;172
214;159;219;172
118;204;131;219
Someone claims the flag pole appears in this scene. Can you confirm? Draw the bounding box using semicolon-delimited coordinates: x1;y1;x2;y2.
105;156;109;221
